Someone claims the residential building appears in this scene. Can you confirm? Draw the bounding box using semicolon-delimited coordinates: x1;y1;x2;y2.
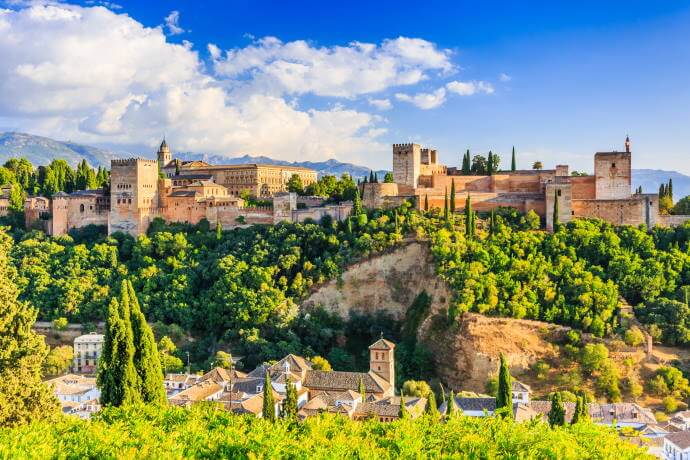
45;374;101;419
72;332;104;374
664;431;690;460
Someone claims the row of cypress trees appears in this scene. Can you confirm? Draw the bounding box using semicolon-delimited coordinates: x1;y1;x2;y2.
97;280;166;407
459;147;518;175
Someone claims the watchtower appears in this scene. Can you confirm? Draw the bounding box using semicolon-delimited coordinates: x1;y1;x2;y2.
594;137;632;200
392;143;421;188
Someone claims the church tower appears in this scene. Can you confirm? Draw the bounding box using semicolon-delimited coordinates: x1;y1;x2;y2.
369;337;395;385
157;139;172;168
625;135;631;153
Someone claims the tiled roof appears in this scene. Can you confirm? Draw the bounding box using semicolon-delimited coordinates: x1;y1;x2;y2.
666;431;690;450
304;370;390;394
368;338;395;350
45;374;98;396
169;381;222;404
356;396;426;418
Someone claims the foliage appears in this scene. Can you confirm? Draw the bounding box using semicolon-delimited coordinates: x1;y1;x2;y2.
623;327;645;347
0;228;59;426
310;356;332;371
303;174;357;203
548;392;566;426
580;344;609;373
402;380;432;399
51;317;68;330
673;196;690;215
495;353;512;418
0;404;651;459
212;351;233;369
281;379;298;420
42;345;74;377
262;371;275;422
158;336;184;373
383;172;394;183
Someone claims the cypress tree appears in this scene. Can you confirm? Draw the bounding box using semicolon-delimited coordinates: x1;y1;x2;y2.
450;179;456;213
347;217;353;234
369;171;374;183
127;281;166;405
262;371;275;421
669;179;674;200
352;188;363;216
443;187;449;221
579;391;590;422
487;151;494;176
394;210;399;233
572;396;583;424
216;220;223;240
0;231;59;426
463;150;471;174
175;160;180;176
552;190;560;231
116;286;141;406
548;392;566;426
424;194;429;212
358;376;366;402
489;209;496;237
511;146;516;171
281;378;298;420
425;391;439;419
495;353;512;418
439;383;446;404
465;194;474;239
398;393;408;419
363;176;368;184
446;390;456;417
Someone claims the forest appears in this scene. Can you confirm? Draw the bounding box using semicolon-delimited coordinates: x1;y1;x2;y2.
0;404;650;459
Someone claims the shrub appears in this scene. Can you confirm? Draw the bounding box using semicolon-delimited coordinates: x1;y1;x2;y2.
623;327;645;347
580;344;609;373
663;396;680;413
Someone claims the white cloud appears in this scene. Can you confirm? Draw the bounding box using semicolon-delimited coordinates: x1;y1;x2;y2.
164;10;184;35
446;80;494;96
395;88;446;110
212;36;454;98
0;3;388;164
368;98;392;111
499;73;511;82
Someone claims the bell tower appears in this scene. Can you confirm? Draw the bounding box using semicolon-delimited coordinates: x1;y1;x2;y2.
625;135;631;153
369;336;395;385
157;138;172;168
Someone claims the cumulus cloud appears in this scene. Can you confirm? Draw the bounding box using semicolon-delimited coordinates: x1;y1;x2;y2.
368;98;392;111
212;36;454;98
164;10;184;35
395;88;447;110
0;3;389;164
446;80;494;96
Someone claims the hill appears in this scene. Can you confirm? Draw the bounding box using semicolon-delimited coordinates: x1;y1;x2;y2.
0;132;119;168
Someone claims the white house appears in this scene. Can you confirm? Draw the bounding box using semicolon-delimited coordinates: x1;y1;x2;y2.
72;332;104;374
664;431;690;460
45;374;101;404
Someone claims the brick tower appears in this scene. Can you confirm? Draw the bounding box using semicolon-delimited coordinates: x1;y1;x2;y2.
369;337;395;385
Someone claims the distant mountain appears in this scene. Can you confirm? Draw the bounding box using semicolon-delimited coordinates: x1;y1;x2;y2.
632;169;690;201
0;132;119;168
178;152;389;180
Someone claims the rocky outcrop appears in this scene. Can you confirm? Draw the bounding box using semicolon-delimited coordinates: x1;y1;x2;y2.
301;241;451;321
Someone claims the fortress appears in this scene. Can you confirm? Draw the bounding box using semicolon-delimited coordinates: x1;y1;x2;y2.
25;141;348;237
363;137;688;230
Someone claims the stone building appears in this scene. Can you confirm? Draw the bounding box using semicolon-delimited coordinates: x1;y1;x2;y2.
72;332;104;374
366;137;690;230
25;140;349;237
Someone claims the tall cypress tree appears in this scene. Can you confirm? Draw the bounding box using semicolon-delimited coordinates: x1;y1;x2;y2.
487;151;494;176
398;393;408;419
352;188;363;216
464;150;471;174
127;281;166;405
495;353;513;418
0;231;59;426
548;392;566;426
465;194;474;239
446;390;456;417
281;378;298;420
553;190;560;231
262;371;275;421
358;376;366;402
669;178;674;200
424;194;429;212
511;146;516;171
425;391;439;419
572;396;584;424
369;171;374;183
489;209;496;237
443;187;449;221
216;220;223;241
374;172;378;183
450;179;456;213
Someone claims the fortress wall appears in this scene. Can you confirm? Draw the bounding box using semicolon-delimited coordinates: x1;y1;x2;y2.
508;174;546;193
595;152;632;199
65;196;108;231
657;215;690;227
572;198;647;226
293;203;353;223
570;176;596;199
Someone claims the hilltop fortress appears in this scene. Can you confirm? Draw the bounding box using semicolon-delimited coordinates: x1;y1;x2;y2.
363;137;689;230
25;141;348;237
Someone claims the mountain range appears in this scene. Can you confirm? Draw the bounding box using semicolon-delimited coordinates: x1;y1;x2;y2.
0;131;688;198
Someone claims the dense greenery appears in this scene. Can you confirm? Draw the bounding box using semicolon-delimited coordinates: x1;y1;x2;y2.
0;404;650;459
426;209;690;342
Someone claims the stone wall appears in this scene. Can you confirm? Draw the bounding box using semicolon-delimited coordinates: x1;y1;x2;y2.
545;183;572;231
293;202;352;223
572;196;652;227
657;214;690;227
109;158;159;236
393;143;421;188
595;152;631;199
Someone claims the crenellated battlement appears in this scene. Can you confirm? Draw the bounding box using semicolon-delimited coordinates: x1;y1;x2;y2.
111;158;158;166
392;143;415;149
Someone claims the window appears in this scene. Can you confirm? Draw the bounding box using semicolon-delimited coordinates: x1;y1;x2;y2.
557;190;561;197
80;204;85;212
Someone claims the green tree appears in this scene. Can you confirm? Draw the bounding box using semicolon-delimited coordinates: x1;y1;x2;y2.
262;371;275;421
287;174;304;194
42;345;74;377
383;172;394;183
446;390;456;417
352;188;363;216
450;179;456;213
572;396;584;424
0;230;59;426
548;392;566;426
158;336;183;373
213;351;233;369
216;220;223;240
282;378;298;420
402;380;432;398
496;353;513;418
358;376;366;402
552;190;560;230
424;194;429;212
511;146;516;171
126;281;166;405
398;393;408;419
465;194;474;239
532;161;543;170
487;151;494;176
425;391;439;419
443;187;449;222
311;356;332;371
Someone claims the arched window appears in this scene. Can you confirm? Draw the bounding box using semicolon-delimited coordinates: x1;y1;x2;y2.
80;204;85;213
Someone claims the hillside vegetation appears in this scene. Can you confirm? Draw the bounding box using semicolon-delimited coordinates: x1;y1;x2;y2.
0;404;650;459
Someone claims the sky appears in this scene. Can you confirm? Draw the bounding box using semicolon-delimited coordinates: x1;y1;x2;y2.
1;1;690;173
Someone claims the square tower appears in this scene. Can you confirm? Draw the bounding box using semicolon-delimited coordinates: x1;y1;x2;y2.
109;158;160;236
594;152;632;200
369;337;395;385
393;143;421;188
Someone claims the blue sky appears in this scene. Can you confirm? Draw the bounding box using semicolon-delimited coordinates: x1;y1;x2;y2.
1;1;690;173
